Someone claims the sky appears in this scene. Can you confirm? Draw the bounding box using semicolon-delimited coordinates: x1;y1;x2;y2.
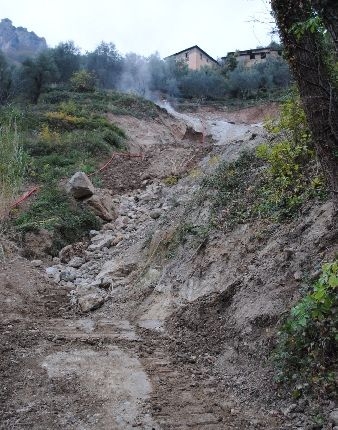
1;0;276;59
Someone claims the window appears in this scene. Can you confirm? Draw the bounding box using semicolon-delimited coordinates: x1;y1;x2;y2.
200;53;203;60
250;53;255;60
185;52;189;59
261;52;266;59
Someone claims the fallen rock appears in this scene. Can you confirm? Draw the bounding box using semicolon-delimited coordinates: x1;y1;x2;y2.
60;268;77;282
78;293;105;312
31;259;43;267
88;234;114;251
68;256;85;268
67;172;94;199
46;266;59;278
150;210;161;220
329;409;338;426
84;194;115;221
59;244;74;263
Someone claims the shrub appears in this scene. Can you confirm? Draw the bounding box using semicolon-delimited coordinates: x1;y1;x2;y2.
70;70;96;92
274;261;338;395
256;91;326;217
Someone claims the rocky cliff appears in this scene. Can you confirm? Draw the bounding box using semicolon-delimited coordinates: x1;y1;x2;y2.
0;18;47;62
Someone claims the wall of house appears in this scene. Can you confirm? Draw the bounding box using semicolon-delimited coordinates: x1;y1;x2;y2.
237;49;281;67
174;47;215;70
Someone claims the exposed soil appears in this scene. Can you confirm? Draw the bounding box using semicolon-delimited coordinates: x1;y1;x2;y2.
1;102;337;430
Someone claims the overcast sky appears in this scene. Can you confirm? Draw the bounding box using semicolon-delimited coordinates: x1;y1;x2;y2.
1;0;275;59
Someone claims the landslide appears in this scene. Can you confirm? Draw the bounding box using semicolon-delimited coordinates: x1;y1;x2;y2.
1;97;337;429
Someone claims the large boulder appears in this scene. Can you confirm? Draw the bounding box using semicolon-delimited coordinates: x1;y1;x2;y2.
67;172;94;199
84;194;115;222
78;293;105;312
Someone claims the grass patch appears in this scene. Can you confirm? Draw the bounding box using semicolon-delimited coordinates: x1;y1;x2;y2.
0;111;26;218
15;187;101;255
40;88;161;119
1;88;133;252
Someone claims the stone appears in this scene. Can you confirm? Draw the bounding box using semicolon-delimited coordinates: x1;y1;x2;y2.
87;234;114;251
101;223;115;231
31;259;43;267
46;266;59;278
59;244;74;263
84;194;115;221
91;277;111;289
111;234;124;246
67;172;94;199
329;409;338;426
293;271;302;281
89;230;99;237
78;294;105;312
60;269;77;282
68;256;85;268
150;210;161;220
114;216;129;230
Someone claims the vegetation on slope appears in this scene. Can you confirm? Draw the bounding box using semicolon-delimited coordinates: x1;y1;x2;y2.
0;87;161;253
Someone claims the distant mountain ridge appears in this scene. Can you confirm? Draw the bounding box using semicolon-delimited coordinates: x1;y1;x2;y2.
0;18;47;63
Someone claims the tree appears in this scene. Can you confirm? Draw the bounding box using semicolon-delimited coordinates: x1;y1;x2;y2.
86;42;122;88
0;51;14;104
271;0;338;208
51;41;81;83
20;50;59;103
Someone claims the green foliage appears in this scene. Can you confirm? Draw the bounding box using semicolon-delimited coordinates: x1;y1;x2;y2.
86;42;123;89
195;99;327;232
15;187;101;254
0;110;26;214
22;98;126;183
51;41;81;83
256;92;326;217
291;15;325;40
21;51;59;103
70;70;96;92
0;90;128;250
227;58;291;99
274;261;338;394
180;67;227;100
0;51;15;104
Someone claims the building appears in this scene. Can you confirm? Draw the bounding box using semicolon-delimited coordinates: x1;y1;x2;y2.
165;45;219;70
222;47;283;68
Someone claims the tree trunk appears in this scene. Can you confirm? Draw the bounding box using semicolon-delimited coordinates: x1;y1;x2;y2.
271;0;338;209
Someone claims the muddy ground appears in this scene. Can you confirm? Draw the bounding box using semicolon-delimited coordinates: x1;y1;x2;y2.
1;103;337;430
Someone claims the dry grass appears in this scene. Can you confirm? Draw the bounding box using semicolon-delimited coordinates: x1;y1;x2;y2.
0;121;25;221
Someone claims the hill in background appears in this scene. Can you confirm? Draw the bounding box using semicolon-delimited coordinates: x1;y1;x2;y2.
0;18;47;63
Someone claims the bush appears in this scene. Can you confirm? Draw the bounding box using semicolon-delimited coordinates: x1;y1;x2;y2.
70;70;96;92
274;261;338;395
256;91;326;217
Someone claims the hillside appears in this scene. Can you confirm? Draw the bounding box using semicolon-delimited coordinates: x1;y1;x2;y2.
0;92;337;429
0;18;47;62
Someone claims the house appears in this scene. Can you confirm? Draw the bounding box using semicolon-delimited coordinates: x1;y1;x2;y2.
165;45;219;70
222;47;283;68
